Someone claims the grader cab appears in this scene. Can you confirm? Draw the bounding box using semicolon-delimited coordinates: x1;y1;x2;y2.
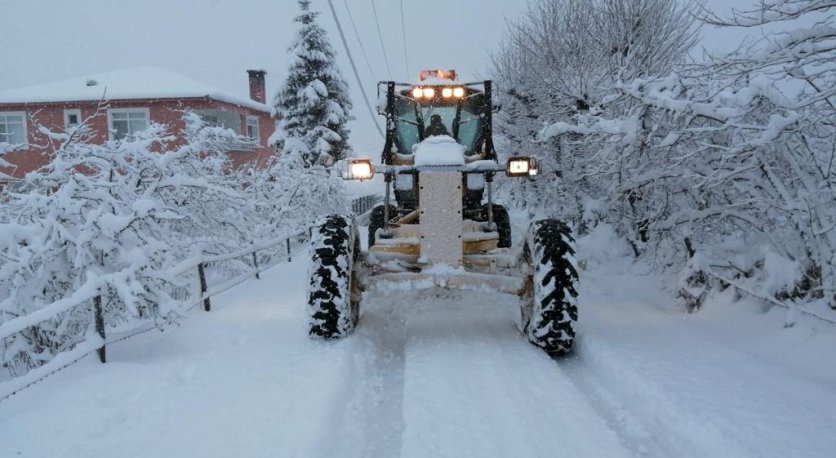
307;70;579;356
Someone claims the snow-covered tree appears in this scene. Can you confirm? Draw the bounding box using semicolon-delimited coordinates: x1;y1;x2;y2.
490;0;701;225
518;0;835;311
272;0;353;167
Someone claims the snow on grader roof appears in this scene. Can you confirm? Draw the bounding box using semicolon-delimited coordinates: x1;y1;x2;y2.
307;71;581;358
0;67;270;112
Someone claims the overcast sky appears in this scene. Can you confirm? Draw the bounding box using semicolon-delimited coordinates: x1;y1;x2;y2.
0;0;804;155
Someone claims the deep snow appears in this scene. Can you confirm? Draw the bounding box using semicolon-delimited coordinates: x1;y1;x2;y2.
0;223;834;458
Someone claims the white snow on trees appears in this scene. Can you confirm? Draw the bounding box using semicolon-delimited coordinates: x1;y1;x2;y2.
271;0;353;167
0;111;341;377
492;0;836;313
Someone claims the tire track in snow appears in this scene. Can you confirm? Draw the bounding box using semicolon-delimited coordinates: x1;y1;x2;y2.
352;292;407;458
336;225;407;458
563;323;836;458
568;256;836;458
561;337;760;458
388;288;634;458
558;339;703;458
555;270;757;458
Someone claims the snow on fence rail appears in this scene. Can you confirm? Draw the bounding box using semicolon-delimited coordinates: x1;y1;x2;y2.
0;195;378;402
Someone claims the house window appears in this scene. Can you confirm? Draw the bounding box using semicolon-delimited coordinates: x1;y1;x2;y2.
195;109;242;134
0;112;27;145
108;108;149;140
200;113;221;126
246;116;260;143
64;109;82;129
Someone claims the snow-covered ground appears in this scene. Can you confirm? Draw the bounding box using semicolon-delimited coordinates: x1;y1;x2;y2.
1;223;834;458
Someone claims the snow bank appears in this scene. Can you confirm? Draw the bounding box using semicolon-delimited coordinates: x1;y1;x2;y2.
763;252;803;296
0;336;103;400
575;223;632;267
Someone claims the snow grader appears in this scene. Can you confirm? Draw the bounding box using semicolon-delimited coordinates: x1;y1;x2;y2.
307;70;579;356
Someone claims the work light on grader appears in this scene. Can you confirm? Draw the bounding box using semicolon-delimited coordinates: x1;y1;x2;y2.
307;70;579;356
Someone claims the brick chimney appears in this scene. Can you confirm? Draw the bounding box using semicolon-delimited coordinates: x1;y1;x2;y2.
247;69;266;103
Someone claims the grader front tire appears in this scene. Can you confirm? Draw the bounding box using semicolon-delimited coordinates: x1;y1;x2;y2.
308;214;361;338
521;219;579;356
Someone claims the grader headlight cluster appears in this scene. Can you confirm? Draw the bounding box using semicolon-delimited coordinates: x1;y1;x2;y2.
411;86;465;99
441;87;466;98
412;87;436;99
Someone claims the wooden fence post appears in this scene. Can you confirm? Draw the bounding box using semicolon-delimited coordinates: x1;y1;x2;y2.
198;262;211;311
286;238;292;262
93;295;106;363
252;251;260;280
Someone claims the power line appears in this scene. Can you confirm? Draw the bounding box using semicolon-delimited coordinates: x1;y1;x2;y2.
342;0;376;78
399;0;410;78
326;0;384;139
369;0;393;79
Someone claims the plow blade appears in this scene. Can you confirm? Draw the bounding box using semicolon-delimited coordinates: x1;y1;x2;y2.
361;271;527;296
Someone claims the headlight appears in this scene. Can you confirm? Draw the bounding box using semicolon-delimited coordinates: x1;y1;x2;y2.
344;159;375;181
422;87;436;98
505;156;539;177
453;87;465;98
507;159;529;175
412;87;423;98
442;87;453;98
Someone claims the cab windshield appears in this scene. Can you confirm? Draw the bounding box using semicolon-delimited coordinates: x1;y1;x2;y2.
393;94;485;156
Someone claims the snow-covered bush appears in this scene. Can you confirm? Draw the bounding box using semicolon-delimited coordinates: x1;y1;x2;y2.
0;143;19;170
244;152;348;239
0;112;258;376
158;113;256;254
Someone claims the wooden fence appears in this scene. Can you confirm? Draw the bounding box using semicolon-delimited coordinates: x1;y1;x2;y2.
0;195;380;401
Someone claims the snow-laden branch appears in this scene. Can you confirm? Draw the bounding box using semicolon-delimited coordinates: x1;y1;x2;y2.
0;275;102;341
701;0;836;27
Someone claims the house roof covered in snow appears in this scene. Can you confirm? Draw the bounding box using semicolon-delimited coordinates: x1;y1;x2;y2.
0;67;270;112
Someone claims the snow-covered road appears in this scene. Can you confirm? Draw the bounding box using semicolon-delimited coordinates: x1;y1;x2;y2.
1;228;834;458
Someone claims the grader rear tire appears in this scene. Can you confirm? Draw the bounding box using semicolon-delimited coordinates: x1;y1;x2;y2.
482;204;511;248
368;204;396;249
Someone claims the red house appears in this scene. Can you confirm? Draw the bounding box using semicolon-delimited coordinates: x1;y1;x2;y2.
0;67;276;179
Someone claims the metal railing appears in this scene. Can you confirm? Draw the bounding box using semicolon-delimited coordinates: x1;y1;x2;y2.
352;194;382;215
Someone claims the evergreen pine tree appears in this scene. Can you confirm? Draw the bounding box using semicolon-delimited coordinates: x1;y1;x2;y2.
272;0;353;167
